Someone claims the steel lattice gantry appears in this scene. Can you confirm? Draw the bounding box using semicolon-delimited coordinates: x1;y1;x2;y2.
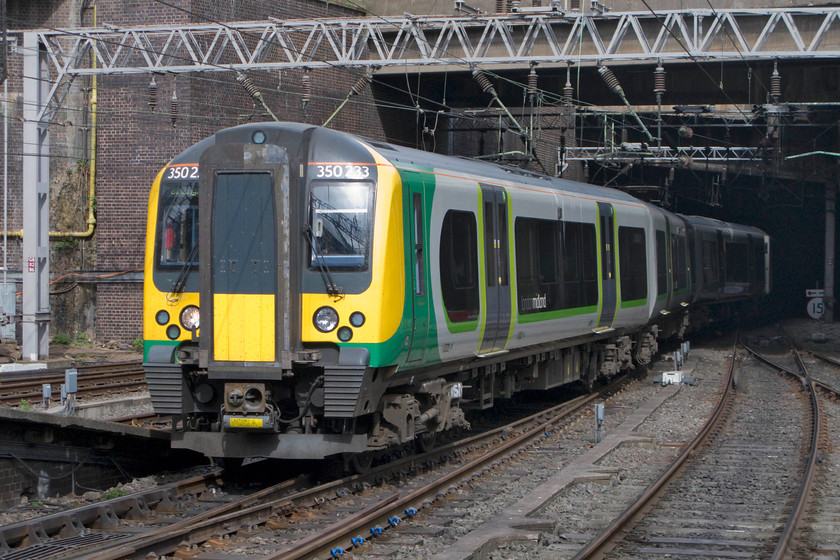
19;7;840;358
27;7;840;121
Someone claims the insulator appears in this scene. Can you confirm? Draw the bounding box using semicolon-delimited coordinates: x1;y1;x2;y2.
653;64;666;96
511;0;520;10
350;73;371;96
570;0;580;10
236;72;261;99
527;66;538;97
532;0;541;6
598;65;624;96
770;61;781;103
496;0;505;13
563;67;574;106
170;90;178;127
148;77;158;112
301;71;311;107
472;68;496;96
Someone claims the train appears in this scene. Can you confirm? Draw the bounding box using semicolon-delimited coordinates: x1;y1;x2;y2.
143;122;770;466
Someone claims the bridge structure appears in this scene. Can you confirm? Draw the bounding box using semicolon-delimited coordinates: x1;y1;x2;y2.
20;6;840;358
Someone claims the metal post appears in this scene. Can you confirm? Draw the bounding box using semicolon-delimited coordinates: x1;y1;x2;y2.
22;33;50;360
594;402;604;443
825;181;836;323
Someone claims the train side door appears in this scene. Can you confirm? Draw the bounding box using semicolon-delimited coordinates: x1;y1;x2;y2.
405;174;429;363
597;202;617;329
663;217;674;308
478;184;511;355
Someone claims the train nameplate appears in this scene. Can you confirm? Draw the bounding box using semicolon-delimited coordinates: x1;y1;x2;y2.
229;418;263;428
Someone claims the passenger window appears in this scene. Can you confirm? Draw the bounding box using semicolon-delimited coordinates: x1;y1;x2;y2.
618;226;647;302
751;238;765;289
441;211;479;323
412;193;425;296
702;238;720;289
515;218;597;313
725;241;749;283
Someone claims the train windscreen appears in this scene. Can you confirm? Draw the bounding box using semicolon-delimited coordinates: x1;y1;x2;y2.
159;182;198;268
309;182;372;271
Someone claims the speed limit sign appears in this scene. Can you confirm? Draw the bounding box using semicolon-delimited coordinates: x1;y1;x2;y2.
807;297;824;320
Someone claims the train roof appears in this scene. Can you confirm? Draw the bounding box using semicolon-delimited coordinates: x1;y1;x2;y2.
348;130;648;206
682;214;768;236
173;123;765;236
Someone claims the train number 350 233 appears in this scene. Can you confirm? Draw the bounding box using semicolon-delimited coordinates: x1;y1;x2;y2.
315;164;370;179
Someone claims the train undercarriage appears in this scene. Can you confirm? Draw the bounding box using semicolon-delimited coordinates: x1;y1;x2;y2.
146;312;690;464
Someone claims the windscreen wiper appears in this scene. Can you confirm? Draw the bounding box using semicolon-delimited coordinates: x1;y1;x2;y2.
304;224;344;300
169;242;199;297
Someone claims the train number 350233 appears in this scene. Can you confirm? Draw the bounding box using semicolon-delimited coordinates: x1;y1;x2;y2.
315;164;370;179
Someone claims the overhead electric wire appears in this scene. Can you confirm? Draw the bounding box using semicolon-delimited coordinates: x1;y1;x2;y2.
11;3;823;173
145;0;463;118
703;0;771;99
5;22;475;145
11;4;581;158
637;0;760;128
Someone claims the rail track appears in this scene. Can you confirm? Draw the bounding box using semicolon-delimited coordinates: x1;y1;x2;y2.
0;370;636;560
572;337;823;560
787;343;840;558
0;361;145;406
4;332;837;559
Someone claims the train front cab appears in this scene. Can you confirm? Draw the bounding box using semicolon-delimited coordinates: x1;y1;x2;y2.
143;137;214;418
166;124;416;461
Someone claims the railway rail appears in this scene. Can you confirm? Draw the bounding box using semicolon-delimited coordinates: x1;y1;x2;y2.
787;342;840;558
0;371;635;560
5;332;837;559
0;361;145;406
573;337;822;560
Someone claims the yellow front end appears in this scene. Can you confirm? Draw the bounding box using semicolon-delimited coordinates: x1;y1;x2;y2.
300;144;406;354
143;164;202;353
212;293;275;362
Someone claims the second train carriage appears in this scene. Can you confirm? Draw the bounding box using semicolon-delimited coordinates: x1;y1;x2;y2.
143;122;771;462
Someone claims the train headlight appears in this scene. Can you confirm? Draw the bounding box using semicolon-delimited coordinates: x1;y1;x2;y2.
179;305;200;330
313;306;339;332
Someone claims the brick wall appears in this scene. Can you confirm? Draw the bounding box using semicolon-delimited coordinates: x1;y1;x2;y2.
7;0;387;344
